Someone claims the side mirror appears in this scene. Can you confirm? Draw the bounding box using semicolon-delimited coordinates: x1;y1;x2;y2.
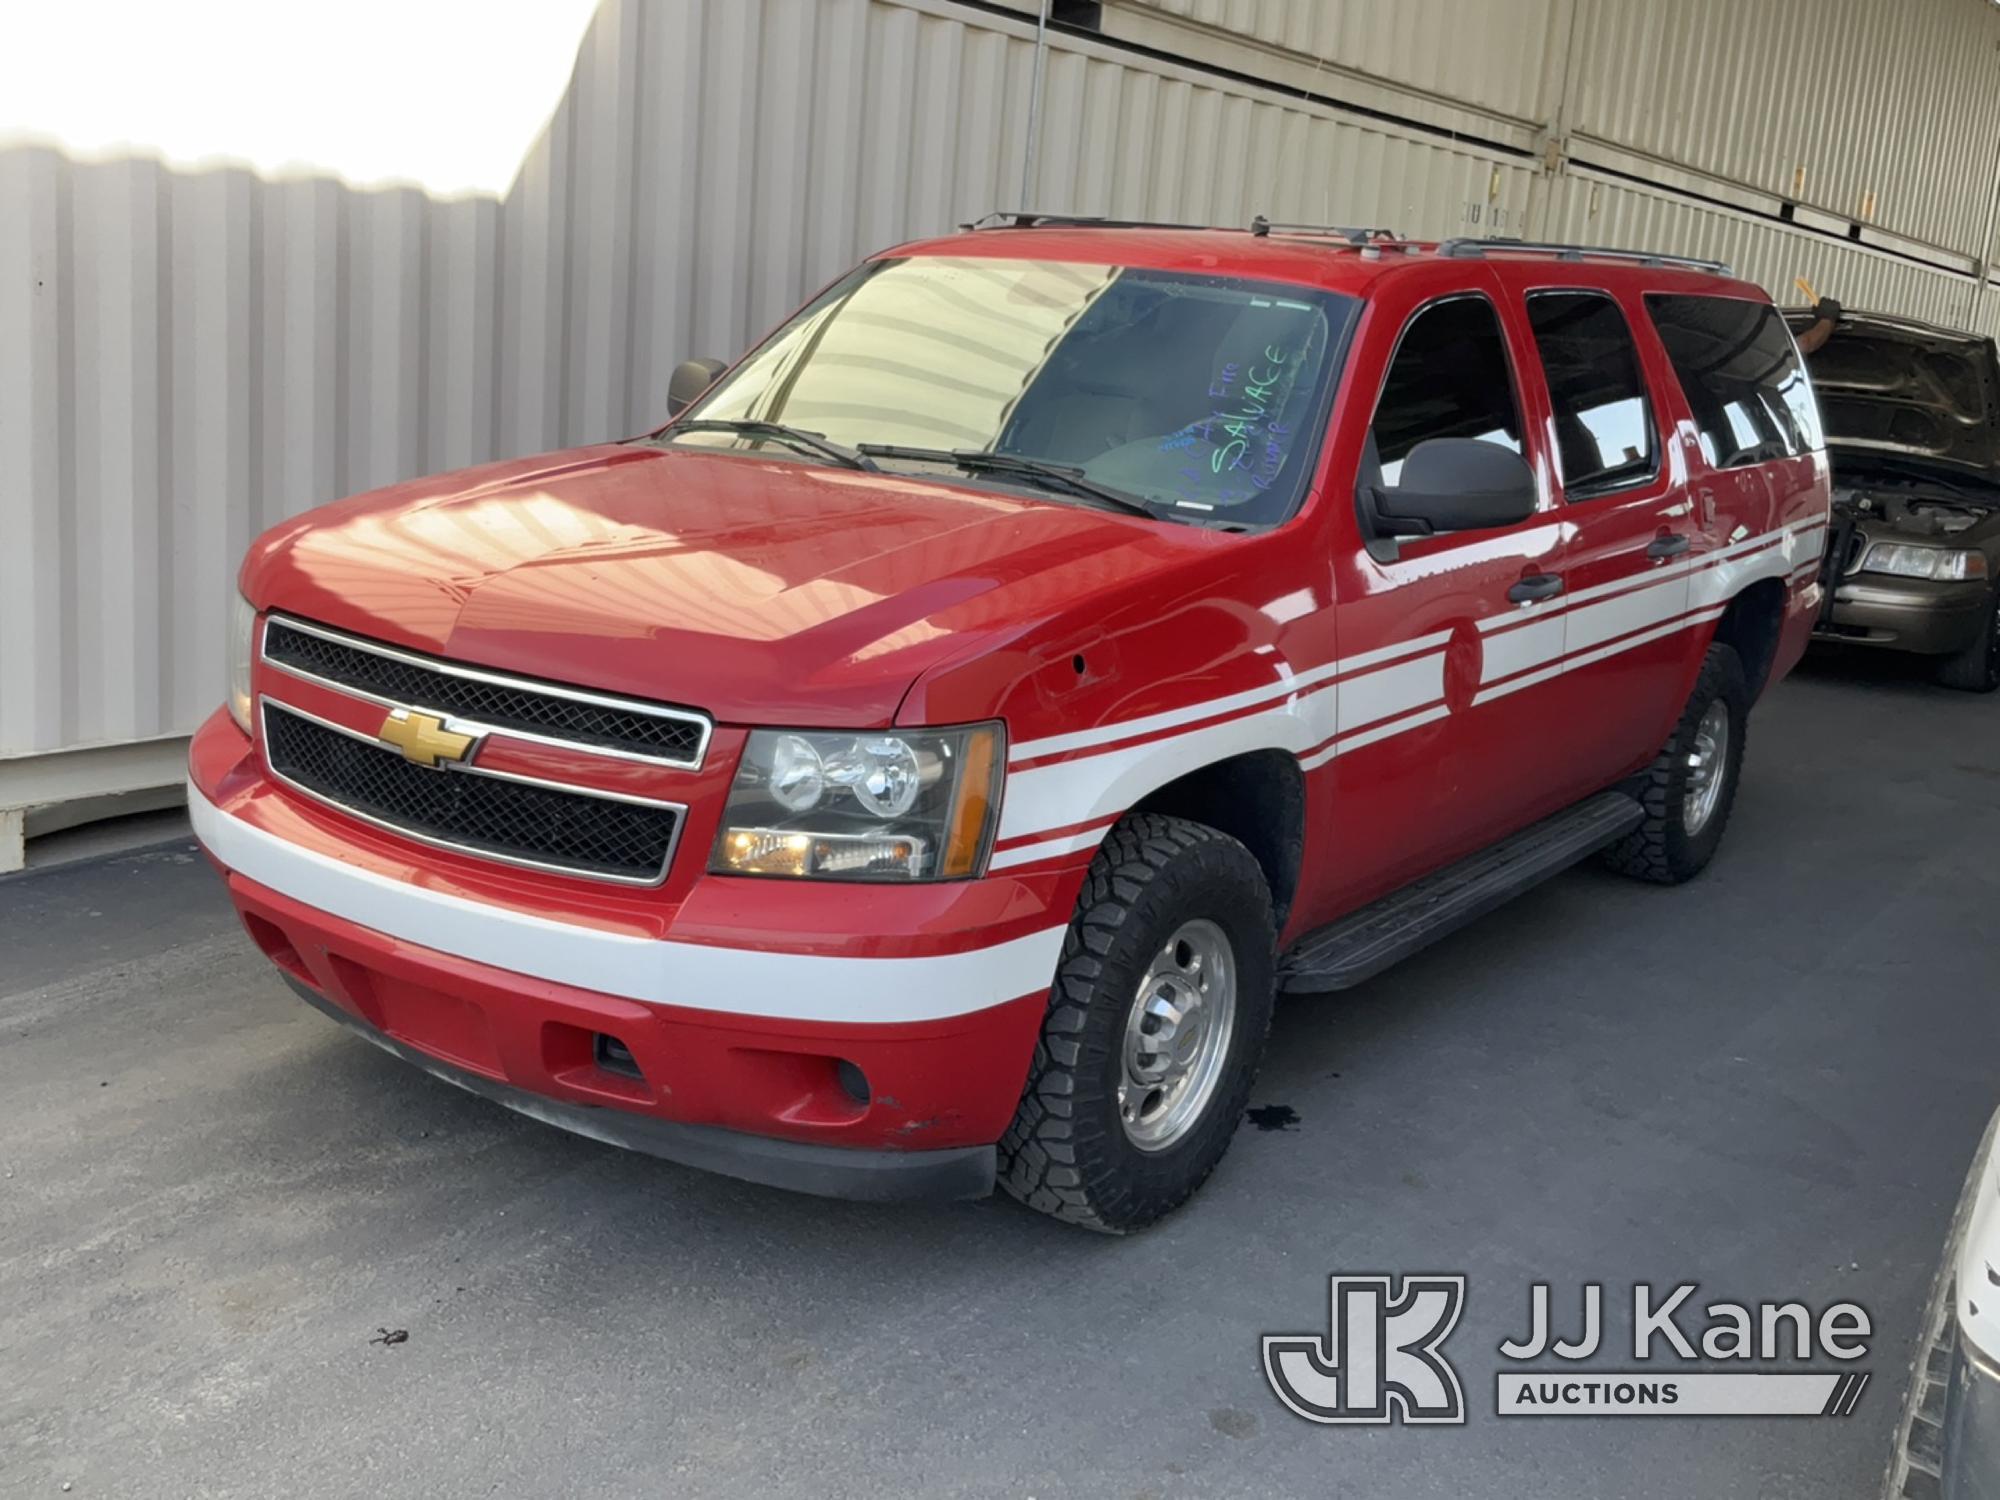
666;357;728;417
1373;438;1537;535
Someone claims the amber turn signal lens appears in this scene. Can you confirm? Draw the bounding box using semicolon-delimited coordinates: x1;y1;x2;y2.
940;725;1000;878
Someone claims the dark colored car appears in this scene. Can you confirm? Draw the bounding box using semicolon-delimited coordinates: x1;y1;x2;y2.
1789;310;2000;691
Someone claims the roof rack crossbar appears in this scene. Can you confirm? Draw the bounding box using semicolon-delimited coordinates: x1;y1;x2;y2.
957;211;1407;245
1434;237;1732;276
958;211;1236;232
1250;217;1403;245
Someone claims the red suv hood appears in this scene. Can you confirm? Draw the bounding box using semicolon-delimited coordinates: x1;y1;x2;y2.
242;443;1206;727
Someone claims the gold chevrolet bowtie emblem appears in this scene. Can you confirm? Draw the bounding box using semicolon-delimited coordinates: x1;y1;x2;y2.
377;710;477;768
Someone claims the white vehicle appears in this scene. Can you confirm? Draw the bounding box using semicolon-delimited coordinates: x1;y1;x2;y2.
1882;1109;2000;1497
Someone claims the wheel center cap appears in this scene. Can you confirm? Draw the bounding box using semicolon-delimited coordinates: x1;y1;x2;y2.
1118;919;1240;1153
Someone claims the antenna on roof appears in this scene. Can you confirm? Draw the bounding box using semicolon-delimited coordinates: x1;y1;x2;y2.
1268;41;1337;225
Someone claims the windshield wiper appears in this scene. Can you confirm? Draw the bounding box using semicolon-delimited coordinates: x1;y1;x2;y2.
856;444;1160;519
668;419;878;471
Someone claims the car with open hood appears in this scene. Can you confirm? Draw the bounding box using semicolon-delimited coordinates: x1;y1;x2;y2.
1788;309;2000;691
190;219;1829;1231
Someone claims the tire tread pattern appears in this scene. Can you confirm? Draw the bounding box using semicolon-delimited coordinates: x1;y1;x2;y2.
1600;642;1747;885
997;813;1272;1234
1933;584;2000;693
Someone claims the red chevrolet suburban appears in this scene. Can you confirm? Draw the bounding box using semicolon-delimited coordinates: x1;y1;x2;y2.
190;219;1830;1231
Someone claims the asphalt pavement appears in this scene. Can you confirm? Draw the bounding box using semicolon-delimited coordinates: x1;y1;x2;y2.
3;649;1997;1499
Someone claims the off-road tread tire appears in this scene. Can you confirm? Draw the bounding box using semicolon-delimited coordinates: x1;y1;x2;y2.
1601;642;1749;885
1933;584;2000;693
997;813;1275;1234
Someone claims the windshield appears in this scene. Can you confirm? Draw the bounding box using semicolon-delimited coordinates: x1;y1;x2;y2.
670;256;1360;527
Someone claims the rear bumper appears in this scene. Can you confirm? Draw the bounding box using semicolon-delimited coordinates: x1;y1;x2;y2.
1815;576;1989;655
278;975;996;1200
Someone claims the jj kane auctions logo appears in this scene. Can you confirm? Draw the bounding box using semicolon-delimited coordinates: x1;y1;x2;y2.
1263;1276;1873;1423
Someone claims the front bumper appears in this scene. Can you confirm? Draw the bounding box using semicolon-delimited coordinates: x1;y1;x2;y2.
189;709;1080;1201
1815;575;1990;655
277;974;996;1200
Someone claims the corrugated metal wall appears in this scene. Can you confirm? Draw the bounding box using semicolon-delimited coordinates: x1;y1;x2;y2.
1541;170;1982;329
1112;0;2000;264
1565;0;2000;258
1097;0;1570;131
1016;36;1536;233
0;157;511;760
0;0;1537;768
6;0;2000;803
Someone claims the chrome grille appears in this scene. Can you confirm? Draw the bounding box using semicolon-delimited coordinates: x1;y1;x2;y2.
262;703;683;884
262;616;709;768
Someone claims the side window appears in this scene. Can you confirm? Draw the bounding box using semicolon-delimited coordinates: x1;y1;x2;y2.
1645;294;1825;468
1527;292;1658;499
1368;296;1522;488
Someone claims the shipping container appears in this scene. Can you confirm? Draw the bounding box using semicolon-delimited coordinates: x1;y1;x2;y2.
0;0;1531;806
6;0;2000;849
1565;0;2000;258
1541;168;1980;327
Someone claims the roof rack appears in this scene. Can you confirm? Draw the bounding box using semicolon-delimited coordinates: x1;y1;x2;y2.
954;218;1730;276
956;211;1407;245
958;211;1236;232
1249;216;1403;245
1435;237;1732;275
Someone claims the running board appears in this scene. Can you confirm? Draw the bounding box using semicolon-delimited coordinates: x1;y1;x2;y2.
1278;791;1645;993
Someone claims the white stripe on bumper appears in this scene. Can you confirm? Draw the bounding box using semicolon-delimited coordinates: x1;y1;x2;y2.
189;782;1065;1025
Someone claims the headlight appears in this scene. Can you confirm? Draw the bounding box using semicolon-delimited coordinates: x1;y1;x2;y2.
710;724;1004;881
227;592;257;732
1861;543;1989;581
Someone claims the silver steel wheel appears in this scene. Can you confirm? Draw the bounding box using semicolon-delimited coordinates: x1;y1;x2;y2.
1682;699;1731;836
1118;918;1237;1152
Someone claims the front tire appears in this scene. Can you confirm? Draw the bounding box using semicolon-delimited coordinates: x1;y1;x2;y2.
998;813;1276;1233
1933;583;2000;693
1601;641;1749;885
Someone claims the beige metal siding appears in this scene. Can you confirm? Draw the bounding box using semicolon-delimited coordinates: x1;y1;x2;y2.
1976;281;2000;346
7;0;2000;788
1104;0;1569;132
0;147;63;758
1543;170;1979;327
0;0;1533;763
1566;0;2000;257
1023;37;1535;234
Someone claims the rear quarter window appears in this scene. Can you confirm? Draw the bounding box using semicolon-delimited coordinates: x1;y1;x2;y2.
1645;294;1824;468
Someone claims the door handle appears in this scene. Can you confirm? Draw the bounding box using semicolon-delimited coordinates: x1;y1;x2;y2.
1507;573;1565;604
1646;533;1692;561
